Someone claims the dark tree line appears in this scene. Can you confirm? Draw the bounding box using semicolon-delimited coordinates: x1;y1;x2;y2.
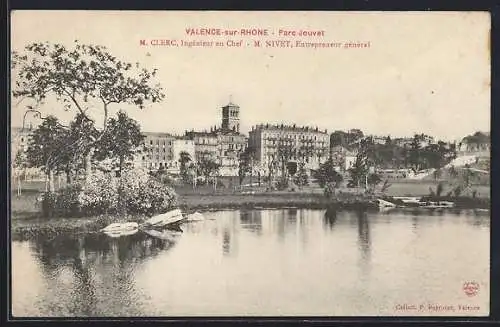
23;110;145;191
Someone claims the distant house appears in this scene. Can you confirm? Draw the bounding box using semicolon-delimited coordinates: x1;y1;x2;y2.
393;137;413;147
459;132;490;153
330;145;358;171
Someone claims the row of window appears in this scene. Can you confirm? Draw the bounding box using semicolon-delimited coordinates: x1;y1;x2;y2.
148;139;174;146
260;134;328;141
143;155;174;161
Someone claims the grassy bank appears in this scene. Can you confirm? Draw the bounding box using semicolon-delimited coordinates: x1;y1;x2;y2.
11;179;490;239
11;213;151;241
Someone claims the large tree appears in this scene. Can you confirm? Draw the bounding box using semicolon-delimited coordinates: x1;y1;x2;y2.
93;110;145;175
197;157;221;189
348;152;370;188
238;147;253;186
178;151;192;183
61;112;99;183
12;41;165;179
313;158;342;188
24;115;68;191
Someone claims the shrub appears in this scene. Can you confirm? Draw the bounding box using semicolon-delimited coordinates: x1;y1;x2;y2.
40;191;57;218
324;182;337;198
453;185;463;197
78;170;119;215
276;177;289;190
120;167;177;216
39;167;177;217
56;184;84;216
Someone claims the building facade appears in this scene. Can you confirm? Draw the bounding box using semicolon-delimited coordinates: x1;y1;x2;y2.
248;124;330;175
330;145;358;172
184;101;247;176
11;126;45;181
139;132;176;170
170;138;196;173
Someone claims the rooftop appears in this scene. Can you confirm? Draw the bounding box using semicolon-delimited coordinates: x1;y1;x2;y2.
252;123;328;134
223;102;239;108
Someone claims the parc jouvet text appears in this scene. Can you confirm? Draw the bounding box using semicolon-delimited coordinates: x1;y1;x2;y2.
139;28;371;49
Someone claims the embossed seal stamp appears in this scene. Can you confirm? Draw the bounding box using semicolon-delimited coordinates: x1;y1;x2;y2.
463;281;480;297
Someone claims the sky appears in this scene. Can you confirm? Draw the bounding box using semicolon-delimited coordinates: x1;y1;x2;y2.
10;11;491;141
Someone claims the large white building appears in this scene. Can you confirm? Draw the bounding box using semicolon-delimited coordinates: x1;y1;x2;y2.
170;138;196;173
138;132;175;170
248;124;330;175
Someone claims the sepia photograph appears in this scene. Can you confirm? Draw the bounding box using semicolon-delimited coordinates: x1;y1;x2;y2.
10;11;490;317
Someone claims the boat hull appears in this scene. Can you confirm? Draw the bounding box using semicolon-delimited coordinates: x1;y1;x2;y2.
144;209;185;227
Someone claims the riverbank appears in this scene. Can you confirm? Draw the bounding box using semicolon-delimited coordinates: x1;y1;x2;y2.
11;190;490;240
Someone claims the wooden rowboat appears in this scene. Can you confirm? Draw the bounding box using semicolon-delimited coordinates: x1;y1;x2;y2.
103;229;139;238
144;209;185;227
101;222;139;233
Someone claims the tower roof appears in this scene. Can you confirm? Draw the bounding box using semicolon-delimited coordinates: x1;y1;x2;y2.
223;102;239;108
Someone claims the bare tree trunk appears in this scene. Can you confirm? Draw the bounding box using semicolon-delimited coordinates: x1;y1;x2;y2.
119;156;124;176
66;169;72;184
48;169;55;192
17;174;21;196
85;149;93;183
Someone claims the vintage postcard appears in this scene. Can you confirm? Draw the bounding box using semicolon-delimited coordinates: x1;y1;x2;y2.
10;11;490;317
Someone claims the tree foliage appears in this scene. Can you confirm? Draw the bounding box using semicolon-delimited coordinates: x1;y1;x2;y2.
197;156;221;181
314;158;343;188
179;151;192;183
294;162;309;188
238;147;254;186
93;110;145;174
12;41;165;156
25;115;67;173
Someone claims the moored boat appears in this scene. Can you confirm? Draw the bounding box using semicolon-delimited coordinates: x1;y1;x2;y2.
377;198;397;208
419;201;455;209
103;228;139;238
144;209;185;227
101;222;139;233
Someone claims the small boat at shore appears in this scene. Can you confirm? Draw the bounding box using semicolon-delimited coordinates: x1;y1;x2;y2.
418;201;455;209
377;197;456;211
393;196;421;205
101;222;139;233
103;228;139;238
144;209;185;228
377;198;397;208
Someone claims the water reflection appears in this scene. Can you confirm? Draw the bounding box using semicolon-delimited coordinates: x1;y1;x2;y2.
24;231;179;316
240;210;262;234
12;209;490;317
324;206;338;229
356;211;371;263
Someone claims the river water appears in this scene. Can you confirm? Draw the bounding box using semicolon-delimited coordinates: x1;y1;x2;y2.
11;209;490;317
